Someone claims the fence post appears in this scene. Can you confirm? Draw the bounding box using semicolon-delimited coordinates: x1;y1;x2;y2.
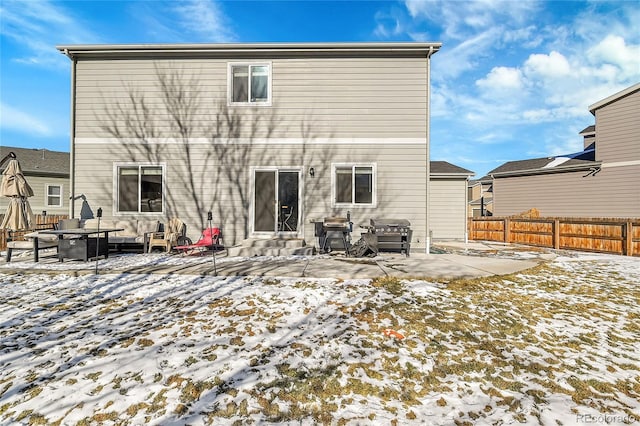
554;219;561;250
0;229;7;252
504;218;510;243
625;221;632;256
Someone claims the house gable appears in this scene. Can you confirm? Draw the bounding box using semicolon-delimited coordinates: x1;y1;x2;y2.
589;83;640;164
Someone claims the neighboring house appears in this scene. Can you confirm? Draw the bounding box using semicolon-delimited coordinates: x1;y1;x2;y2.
488;82;640;218
0;146;70;216
430;161;474;239
467;176;493;217
57;42;442;250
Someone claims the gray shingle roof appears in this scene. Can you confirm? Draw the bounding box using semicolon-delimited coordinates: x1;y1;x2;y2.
487;150;598;177
579;125;595;135
430;161;474;176
1;146;69;177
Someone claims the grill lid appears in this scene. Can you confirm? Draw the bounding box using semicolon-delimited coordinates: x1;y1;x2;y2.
324;216;350;229
370;218;411;228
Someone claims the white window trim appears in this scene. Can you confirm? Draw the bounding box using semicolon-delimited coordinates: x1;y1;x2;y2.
227;61;273;107
113;162;166;215
45;183;63;208
331;163;377;208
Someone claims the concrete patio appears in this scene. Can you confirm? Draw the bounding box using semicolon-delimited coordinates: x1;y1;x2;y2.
1;241;553;279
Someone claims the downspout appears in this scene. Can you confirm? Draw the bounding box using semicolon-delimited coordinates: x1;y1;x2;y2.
465;176;469;244
425;46;433;254
63;48;77;218
489;174;495;215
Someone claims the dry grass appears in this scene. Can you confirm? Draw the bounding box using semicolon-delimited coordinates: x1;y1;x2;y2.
1;257;639;424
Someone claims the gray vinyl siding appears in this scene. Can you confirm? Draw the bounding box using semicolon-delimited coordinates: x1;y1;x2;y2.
72;142;428;249
74;57;427;139
71;50;431;250
595;88;640;163
0;175;69;216
493;165;640;217
430;179;468;240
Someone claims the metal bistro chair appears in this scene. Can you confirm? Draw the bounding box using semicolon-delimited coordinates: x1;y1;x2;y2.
280;204;294;232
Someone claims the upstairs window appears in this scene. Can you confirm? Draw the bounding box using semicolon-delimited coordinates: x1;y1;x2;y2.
229;63;271;105
45;184;63;207
116;164;164;213
333;164;376;207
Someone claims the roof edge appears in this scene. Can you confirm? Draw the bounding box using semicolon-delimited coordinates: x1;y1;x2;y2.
589;82;640;113
431;172;475;178
490;161;602;178
56;42;442;59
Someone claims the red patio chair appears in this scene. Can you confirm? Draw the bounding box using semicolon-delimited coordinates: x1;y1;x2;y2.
174;227;222;255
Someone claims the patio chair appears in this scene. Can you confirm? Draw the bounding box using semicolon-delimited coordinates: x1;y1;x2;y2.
174;227;221;255
5;228;58;263
147;218;186;253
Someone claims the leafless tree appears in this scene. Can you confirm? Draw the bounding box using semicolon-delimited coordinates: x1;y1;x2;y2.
99;64;332;244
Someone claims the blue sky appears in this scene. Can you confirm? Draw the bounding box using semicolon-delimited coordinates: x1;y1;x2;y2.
1;0;638;178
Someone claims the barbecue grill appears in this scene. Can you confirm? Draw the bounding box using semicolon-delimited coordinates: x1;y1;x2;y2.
366;218;412;256
314;215;352;255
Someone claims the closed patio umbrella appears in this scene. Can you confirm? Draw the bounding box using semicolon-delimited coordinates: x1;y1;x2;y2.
1;158;35;231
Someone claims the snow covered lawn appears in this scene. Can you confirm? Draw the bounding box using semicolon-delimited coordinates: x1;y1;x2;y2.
1;253;639;425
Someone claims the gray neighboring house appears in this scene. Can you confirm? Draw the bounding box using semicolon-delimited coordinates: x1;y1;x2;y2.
488;82;640;218
0;146;70;216
57;42;442;250
430;161;474;240
468;175;493;217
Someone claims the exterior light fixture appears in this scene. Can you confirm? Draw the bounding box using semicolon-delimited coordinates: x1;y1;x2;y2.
309;167;315;177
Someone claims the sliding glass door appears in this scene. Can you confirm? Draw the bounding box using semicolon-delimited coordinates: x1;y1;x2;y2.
253;169;300;234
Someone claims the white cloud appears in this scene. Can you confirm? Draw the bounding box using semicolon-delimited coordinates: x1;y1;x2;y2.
390;1;638;177
541;125;585;157
0;103;52;137
501;25;543;48
587;35;640;80
373;10;403;38
172;0;235;42
523;51;571;79
131;0;235;43
0;0;101;68
432;27;502;79
405;0;539;40
476;66;524;91
522;109;553;122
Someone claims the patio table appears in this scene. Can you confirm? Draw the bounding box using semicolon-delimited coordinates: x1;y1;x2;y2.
39;228;124;262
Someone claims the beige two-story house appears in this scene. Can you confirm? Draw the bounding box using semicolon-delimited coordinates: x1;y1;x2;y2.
57;42;441;250
0;146;70;216
488;82;639;218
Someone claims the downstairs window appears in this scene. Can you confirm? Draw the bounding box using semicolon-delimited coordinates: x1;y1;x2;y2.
116;164;164;213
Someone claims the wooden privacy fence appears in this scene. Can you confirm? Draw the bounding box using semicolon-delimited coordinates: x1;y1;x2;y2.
468;216;640;257
0;214;68;252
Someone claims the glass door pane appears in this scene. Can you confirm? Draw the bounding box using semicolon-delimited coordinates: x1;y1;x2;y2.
254;171;276;232
278;171;299;232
